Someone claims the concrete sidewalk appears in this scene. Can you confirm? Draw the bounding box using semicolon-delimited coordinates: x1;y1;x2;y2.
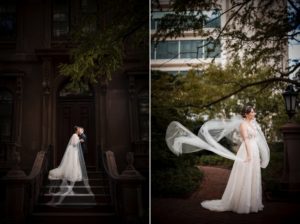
152;166;300;224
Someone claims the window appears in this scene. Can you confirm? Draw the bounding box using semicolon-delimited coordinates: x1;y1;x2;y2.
59;82;93;97
151;11;173;31
166;70;189;75
151;43;155;59
180;40;203;59
0;89;13;142
0;0;16;40
204;40;221;58
81;0;97;13
152;39;221;60
52;0;70;39
151;18;156;30
138;95;149;141
152;10;221;31
156;41;178;59
203;10;221;28
81;0;98;32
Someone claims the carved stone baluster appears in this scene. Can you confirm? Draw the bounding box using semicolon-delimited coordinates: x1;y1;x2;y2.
120;151;144;223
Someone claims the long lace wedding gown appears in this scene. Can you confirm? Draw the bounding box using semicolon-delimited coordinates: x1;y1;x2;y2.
201;122;263;213
49;133;86;182
165;116;270;214
47;133;93;205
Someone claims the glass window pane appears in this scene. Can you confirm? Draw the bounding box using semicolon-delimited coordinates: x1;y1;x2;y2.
52;0;69;38
203;10;221;28
180;40;203;58
151;43;155;59
138;95;149;141
81;0;97;13
59;82;93;97
178;71;188;75
0;1;16;40
151;18;155;30
156;41;178;59
166;71;178;75
204;40;221;58
151;11;174;30
0;90;13;142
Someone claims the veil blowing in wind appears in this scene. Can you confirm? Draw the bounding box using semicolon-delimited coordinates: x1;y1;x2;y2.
165;105;270;213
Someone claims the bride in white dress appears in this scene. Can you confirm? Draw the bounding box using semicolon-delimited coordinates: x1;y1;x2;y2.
165;105;270;214
47;126;92;205
49;126;85;183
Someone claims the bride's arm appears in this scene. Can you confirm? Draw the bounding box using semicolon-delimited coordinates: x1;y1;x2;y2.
70;134;80;146
240;123;251;162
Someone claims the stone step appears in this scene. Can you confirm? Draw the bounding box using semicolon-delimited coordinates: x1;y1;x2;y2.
39;194;111;204
86;166;97;171
34;202;113;213
45;178;108;186
42;186;109;194
88;172;106;179
30;212;119;224
87;171;106;178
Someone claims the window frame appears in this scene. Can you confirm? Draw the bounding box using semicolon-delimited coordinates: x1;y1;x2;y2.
0;88;14;143
0;0;17;41
51;0;71;40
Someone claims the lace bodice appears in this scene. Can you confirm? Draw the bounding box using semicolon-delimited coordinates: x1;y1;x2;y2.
70;133;80;146
245;123;257;140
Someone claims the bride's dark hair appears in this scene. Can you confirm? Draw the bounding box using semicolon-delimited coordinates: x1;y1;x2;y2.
74;126;79;132
241;105;254;118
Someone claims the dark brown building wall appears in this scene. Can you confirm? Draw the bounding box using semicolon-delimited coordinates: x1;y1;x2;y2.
0;0;148;174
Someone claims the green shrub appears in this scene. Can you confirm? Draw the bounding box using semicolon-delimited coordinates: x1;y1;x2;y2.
262;148;283;192
152;166;203;196
196;154;234;169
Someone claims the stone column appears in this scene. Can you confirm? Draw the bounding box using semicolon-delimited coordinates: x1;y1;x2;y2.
41;57;51;150
100;81;108;150
15;76;23;145
4;178;27;224
119;152;145;224
281;122;300;190
4;143;27;224
128;75;139;142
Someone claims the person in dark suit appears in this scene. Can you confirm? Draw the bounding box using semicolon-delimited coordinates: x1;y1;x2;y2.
79;127;87;155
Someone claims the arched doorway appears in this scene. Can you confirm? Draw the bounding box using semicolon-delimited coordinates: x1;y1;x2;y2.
56;81;96;168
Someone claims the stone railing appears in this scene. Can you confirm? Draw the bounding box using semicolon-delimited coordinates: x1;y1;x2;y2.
100;149;145;224
0;142;21;172
1;145;52;223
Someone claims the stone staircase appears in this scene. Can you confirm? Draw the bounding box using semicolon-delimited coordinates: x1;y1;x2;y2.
28;167;119;224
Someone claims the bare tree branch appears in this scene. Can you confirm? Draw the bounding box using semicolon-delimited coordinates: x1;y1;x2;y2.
288;0;300;13
173;77;299;109
280;63;300;77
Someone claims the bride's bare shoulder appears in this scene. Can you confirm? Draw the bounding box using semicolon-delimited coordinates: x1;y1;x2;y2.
239;121;247;129
71;133;78;138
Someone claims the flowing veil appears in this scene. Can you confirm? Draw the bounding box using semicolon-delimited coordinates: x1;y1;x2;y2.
166;115;270;168
47;134;94;206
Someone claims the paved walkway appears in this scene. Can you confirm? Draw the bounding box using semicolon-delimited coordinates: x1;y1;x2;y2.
152;166;300;224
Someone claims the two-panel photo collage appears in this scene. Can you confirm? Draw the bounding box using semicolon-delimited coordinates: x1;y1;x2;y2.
1;0;300;223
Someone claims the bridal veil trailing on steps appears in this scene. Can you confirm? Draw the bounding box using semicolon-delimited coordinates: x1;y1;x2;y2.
47;133;93;205
165;115;270;213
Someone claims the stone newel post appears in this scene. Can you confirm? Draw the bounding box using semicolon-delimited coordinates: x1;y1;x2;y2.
281;122;300;190
4;144;27;223
120;152;145;224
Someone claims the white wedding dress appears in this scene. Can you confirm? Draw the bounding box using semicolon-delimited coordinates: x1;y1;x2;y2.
165;116;270;214
201;123;263;213
49;133;85;182
47;133;93;205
